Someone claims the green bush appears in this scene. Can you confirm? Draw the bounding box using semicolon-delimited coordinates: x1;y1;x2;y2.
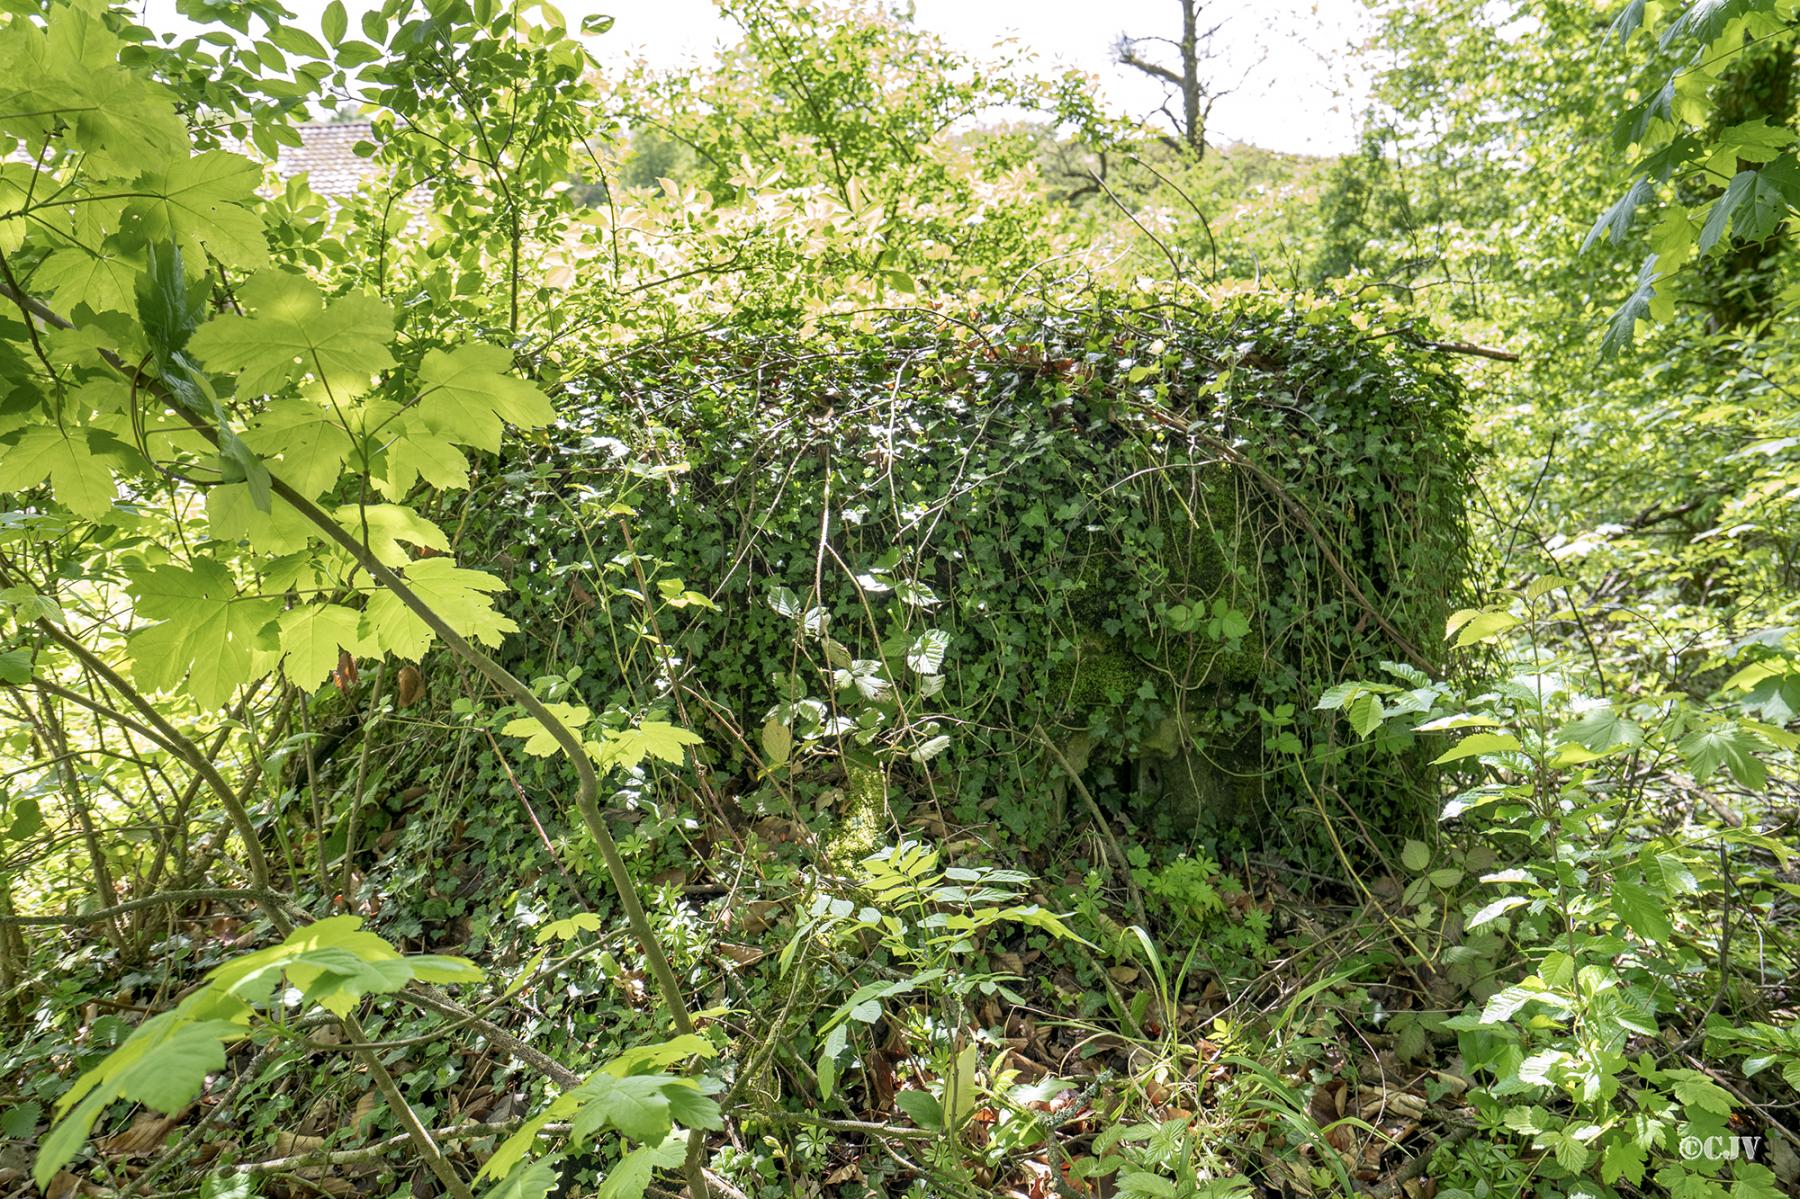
476;290;1475;854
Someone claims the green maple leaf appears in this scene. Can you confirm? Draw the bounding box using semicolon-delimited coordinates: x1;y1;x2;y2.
0;426;129;519
128;151;269;270
335;503;450;567
244;398;354;499
37;917;477;1187
369;404;472;497
35;246;140;317
189;271;395;400
568;1074;677;1144
127;559;279;708
1678;723;1770;789
34;1010;239;1187
208;485;319;555
207;916;479;1016
415;344;556;452
0;6;188;180
586;721;703;772
1603;1137;1648;1186
480;1158;564;1199
1668;1070;1735;1118
502;703;591;756
276;603;364;687
1733;1163;1785;1199
1559;703;1644;752
360;557;517;659
596;1132;686;1199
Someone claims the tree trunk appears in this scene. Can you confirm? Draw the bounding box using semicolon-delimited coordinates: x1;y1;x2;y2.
1180;0;1205;158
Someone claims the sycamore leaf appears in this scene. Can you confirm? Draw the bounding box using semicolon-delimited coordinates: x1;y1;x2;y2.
34;1014;238;1187
127;559;280;708
536;913;604;944
1700;169;1760;254
36;246;140;317
586;721;703;773
335;503;450;567
1731;1163;1784;1199
189;271;395;400
1602;257;1660;355
360;557;517;660
1603;1138;1648;1187
502;703;591;757
208;916;479;1015
568;1074;675;1144
0;6;188;179
1668;1070;1734;1117
373;406;472;497
596;1132;685;1199
479;1158;563;1199
1584;177;1656;251
128;151;268;270
244;398;353;499
415;344;556;453
0;426;129;519
597;1035;718;1077
1678;723;1771;789
208;485;318;555
276;603;365;688
1558;704;1644;753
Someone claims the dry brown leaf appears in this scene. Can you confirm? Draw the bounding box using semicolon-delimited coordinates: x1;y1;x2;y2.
823;1161;864;1185
97;1110;179;1157
716;943;767;968
734;899;782;936
395;664;424;708
273;1131;326;1157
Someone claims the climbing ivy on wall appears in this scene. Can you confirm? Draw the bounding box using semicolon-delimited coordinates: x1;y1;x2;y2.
459;295;1476;856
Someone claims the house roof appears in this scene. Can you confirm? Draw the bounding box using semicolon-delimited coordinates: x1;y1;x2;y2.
271;121;384;197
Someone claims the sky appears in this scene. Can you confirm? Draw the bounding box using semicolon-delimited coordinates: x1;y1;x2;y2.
140;0;1378;156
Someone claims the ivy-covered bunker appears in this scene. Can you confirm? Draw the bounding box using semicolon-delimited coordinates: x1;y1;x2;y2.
483;295;1474;855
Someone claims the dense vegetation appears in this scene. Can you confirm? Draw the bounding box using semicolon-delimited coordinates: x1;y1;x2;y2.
0;2;1796;1199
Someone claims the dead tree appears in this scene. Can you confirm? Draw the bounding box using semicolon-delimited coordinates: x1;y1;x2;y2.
1115;1;1250;159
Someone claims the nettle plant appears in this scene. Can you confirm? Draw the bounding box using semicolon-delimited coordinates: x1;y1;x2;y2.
0;2;711;1194
1324;578;1798;1199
